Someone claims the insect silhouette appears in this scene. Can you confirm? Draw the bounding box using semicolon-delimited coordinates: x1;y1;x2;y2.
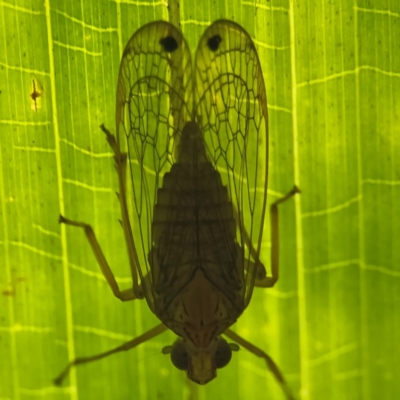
56;20;299;399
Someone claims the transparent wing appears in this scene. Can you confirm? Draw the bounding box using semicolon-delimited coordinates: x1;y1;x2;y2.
115;21;192;310
194;20;268;307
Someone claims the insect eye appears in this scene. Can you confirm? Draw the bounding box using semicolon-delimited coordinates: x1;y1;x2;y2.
170;341;189;370
160;36;178;52
215;338;232;369
207;34;222;51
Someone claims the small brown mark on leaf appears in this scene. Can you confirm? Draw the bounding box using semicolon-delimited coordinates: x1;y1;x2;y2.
30;79;42;111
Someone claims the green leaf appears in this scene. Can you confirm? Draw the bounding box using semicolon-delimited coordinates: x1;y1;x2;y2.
1;1;399;400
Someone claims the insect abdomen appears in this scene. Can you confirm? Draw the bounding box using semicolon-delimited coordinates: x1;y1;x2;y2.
152;123;236;270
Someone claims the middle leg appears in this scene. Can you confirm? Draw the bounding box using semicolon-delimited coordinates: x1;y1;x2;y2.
101;124;143;298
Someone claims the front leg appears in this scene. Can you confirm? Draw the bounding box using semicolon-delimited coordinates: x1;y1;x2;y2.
223;329;296;400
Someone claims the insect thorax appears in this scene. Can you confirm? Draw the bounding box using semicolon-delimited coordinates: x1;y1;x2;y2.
149;121;245;347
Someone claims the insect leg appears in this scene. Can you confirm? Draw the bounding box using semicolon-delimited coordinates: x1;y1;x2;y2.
59;215;136;301
223;329;296;400
256;186;300;288
54;324;167;386
101;124;142;297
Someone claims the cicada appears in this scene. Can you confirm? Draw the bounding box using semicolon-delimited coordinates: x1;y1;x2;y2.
56;20;298;399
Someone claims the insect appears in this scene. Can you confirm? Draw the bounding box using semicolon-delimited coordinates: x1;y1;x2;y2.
55;20;299;398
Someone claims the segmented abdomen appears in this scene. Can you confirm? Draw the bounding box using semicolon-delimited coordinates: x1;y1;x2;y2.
150;122;239;306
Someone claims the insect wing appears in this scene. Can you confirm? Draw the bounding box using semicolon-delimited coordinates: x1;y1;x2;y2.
194;20;269;307
115;21;192;310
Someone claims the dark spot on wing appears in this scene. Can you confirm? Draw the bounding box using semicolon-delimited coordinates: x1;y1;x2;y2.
207;35;222;51
160;36;178;52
